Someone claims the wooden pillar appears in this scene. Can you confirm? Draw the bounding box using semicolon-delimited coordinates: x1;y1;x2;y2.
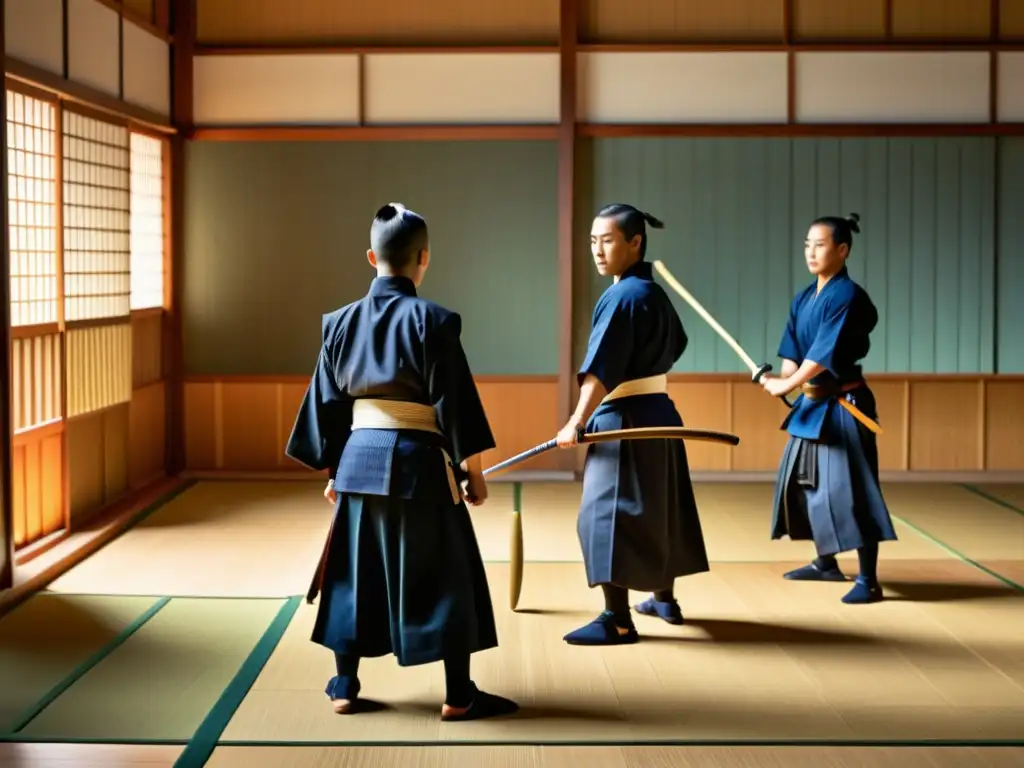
1;0;14;590
557;0;578;469
165;0;195;475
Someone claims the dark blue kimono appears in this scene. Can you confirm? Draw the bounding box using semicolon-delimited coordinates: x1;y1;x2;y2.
577;260;710;592
770;267;898;556
285;276;499;668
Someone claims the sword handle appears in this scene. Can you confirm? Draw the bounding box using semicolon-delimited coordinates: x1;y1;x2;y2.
752;362;794;409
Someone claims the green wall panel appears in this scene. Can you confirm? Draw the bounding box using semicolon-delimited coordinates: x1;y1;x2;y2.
183;140;559;376
578;137;997;374
997;138;1024;373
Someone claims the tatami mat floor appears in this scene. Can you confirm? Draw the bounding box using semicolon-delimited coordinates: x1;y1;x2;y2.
1;479;1022;768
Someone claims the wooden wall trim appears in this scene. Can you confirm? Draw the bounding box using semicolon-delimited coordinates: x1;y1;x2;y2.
0;0;13;592
557;0;577;469
188;123;1024;142
578;124;1024;138
182;375;1024;476
190;125;561;142
195;44;560;55
4;56;174;133
193;42;1024;55
165;0;195;476
576;42;1024;52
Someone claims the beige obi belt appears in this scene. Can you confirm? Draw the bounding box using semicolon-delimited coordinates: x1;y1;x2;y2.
601;374;668;403
350;399;461;504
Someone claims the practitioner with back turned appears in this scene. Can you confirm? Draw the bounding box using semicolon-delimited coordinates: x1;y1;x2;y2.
286;203;519;719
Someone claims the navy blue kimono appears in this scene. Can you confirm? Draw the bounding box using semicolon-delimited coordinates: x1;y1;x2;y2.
576;260;710;592
770;266;898;556
285;276;499;668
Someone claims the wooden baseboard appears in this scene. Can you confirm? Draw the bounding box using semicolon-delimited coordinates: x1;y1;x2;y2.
0;475;190;616
181;375;1024;476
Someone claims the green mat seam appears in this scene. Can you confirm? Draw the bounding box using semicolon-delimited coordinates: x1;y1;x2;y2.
892;514;1024;593
960;484;1024;519
172;595;302;768
1;595;172;735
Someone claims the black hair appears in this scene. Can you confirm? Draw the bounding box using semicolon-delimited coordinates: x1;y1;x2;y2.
595;203;665;260
370;203;429;270
811;212;861;253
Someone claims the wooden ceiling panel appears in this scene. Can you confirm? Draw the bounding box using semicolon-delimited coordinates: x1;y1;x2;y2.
792;0;887;41
579;0;784;44
196;0;560;46
1001;0;1024;40
891;0;991;40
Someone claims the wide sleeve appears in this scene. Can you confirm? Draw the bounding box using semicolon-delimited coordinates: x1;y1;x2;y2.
777;298;801;363
425;313;496;465
577;293;633;392
803;296;852;373
284;345;352;478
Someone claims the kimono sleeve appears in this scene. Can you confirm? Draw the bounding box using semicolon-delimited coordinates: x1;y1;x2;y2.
284;345;352;478
777;296;801;363
804;295;852;373
425;313;496;465
577;293;633;392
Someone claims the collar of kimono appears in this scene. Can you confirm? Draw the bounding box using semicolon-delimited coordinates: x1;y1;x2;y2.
621;260;653;281
369;275;417;297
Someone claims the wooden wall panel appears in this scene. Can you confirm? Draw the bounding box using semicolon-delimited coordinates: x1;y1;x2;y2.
871;381;909;472
10;334;63;431
578;53;787;124
192;54;361;125
195;0;560;45
67;0;121;98
128;381;166;488
791;0;887;40
183;377;563;473
908;381;985;471
122;20;171;116
579;0;783;43
668;382;732;471
66;323;133;418
364;53;560;125
124;0;155;22
890;0;991;40
999;54;1024;122
132;312;163;387
10;427;65;548
4;0;64;76
182;376;1024;476
66;404;130;524
985;382;1024;471
794;53;991;124
1004;0;1024;39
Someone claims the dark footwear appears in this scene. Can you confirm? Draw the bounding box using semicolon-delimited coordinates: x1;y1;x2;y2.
784;562;847;582
842;577;884;604
563;610;639;645
441;685;519;722
634;595;684;625
325;675;360;715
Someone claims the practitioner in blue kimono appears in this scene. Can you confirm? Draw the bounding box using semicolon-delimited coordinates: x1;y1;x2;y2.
760;213;897;604
555;203;710;645
286;203;518;720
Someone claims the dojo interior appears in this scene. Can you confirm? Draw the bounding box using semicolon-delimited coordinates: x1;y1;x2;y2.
1;1;1024;767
